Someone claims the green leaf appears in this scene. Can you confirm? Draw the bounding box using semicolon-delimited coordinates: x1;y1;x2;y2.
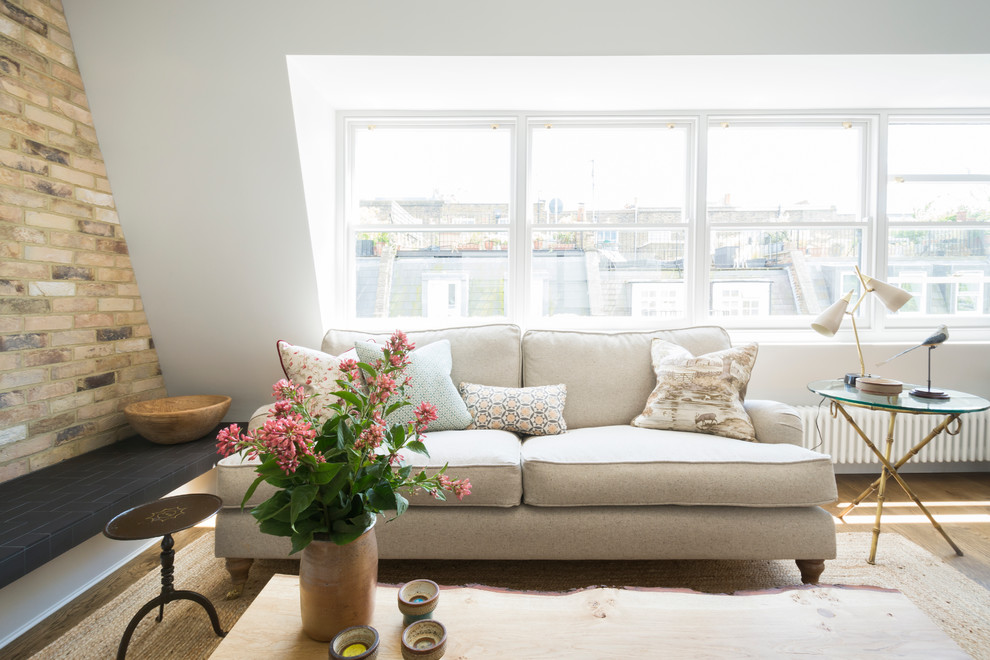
405;440;429;457
240;474;267;509
251;493;289;522
394;492;408;517
368;481;394;511
289;484;319;525
289;530;314;556
334;390;363;408
311;462;343;485
258;517;294;538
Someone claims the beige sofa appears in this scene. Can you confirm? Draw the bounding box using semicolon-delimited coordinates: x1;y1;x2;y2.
215;324;837;591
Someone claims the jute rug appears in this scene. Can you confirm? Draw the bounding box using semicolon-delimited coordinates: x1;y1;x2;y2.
32;531;990;659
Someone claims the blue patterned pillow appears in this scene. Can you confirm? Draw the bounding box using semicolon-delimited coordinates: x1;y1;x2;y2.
353;339;472;432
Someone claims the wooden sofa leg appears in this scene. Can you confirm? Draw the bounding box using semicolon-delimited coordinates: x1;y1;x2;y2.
225;557;255;600
796;559;825;584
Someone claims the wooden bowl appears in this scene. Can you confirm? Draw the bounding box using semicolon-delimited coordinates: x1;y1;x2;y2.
124;395;231;444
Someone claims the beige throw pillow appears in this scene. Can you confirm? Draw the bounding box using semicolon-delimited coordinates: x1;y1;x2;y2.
632;339;758;441
459;382;567;436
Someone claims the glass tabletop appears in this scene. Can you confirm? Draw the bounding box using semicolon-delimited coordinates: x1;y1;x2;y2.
808;379;990;415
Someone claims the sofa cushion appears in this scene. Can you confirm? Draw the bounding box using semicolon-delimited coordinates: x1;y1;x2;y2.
520;425;836;507
521;326;733;429
459;382;567;436
632;340;758;441
354;339;473;432
398;429;523;507
217;429;522;509
323;324;522;389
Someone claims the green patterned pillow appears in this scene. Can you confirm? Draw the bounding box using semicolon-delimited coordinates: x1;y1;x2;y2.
459;382;567;436
354;339;472;432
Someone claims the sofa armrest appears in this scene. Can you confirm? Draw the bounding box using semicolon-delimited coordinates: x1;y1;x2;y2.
744;399;804;446
247;404;274;432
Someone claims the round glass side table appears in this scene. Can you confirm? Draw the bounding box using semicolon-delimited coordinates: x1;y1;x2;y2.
808;379;990;564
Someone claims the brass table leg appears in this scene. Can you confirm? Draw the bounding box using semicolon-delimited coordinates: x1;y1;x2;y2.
830;403;964;560
867;412;897;564
836;412;959;519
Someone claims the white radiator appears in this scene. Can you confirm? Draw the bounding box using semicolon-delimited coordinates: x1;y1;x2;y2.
797;404;990;465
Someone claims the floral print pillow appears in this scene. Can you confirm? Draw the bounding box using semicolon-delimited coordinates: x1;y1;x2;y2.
276;340;355;419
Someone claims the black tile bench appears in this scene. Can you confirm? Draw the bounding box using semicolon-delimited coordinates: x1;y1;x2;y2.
0;430;225;589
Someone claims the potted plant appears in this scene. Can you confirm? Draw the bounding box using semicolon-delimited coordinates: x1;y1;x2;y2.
216;330;470;641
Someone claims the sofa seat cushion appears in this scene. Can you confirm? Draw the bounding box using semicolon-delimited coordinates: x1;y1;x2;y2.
217;429;522;510
520;425;836;508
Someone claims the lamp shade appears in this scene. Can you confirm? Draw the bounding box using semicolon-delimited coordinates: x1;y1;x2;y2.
864;276;913;312
811;290;854;337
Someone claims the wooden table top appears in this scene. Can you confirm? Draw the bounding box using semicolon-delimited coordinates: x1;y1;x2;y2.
103;493;222;541
209;574;965;659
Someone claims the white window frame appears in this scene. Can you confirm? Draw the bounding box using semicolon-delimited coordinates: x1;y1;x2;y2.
702;115;877;329
336;109;990;337
883;113;990;330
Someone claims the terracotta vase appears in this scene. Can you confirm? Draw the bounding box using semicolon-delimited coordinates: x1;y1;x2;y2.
298;522;378;642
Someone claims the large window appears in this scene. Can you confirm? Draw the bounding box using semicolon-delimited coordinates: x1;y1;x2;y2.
528;121;690;319
341;112;990;329
706;120;868;320
886;119;990;318
348;122;512;319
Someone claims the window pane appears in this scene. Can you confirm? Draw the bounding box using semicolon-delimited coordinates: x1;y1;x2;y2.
888;123;990;176
530;125;688;224
353;126;511;225
707;123;864;223
888;228;989;315
531;229;686;318
888;181;990;222
355;231;508;319
710;228;862;317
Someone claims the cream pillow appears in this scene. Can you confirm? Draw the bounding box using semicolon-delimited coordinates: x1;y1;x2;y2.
276;340;355;419
632;340;758;441
459;382;567;436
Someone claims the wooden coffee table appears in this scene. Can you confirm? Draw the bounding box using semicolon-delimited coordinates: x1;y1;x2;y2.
210;574;964;658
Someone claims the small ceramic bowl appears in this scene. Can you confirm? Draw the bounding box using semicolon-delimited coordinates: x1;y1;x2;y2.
329;625;379;660
397;579;439;625
401;620;447;660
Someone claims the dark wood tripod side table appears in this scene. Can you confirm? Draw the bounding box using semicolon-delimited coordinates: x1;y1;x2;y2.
808;379;990;564
104;493;226;659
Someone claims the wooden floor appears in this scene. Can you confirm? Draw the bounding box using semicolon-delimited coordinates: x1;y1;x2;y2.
825;472;990;590
4;473;989;659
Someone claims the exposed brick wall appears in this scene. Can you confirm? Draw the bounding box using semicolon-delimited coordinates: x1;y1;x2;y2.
0;0;166;482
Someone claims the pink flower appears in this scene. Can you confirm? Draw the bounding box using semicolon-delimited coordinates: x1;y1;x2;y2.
271;400;294;418
413;401;438;433
386;330;413;355
254;413;317;473
339;358;359;380
216;423;246;457
436;474;472;501
370;372;397;405
355;421;385;452
272;378;303;404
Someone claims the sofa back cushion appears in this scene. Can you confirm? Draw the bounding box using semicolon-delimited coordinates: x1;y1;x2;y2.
322;323;522;390
521;326;732;429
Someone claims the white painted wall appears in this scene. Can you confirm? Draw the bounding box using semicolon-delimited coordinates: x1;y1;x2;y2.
61;1;990;421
